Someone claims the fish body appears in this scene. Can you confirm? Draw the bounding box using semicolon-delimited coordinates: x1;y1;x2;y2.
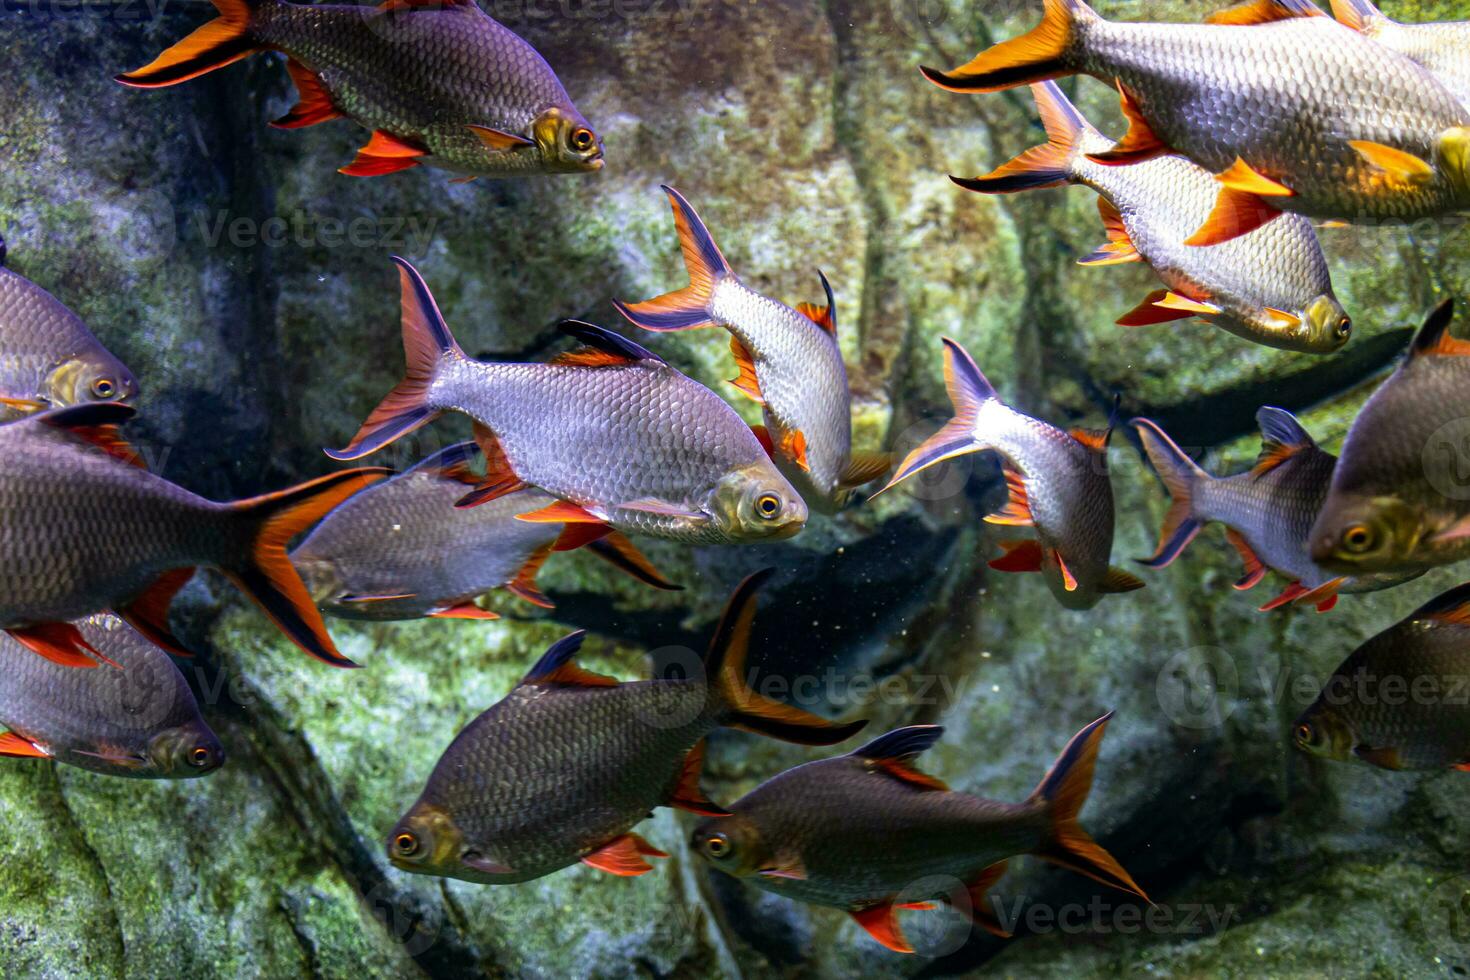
293;442;676;620
1134;408;1421;612
0;615;222;779
878;339;1141;609
1310;301;1470;574
118;0;603;179
1332;0;1470;109
925;0;1470;237
693;717;1147;954
0;247;137;412
328;258;806;545
388;571;866;884
1295;583;1470;771
615;188;890;511
956;83;1350;354
0;404;386;668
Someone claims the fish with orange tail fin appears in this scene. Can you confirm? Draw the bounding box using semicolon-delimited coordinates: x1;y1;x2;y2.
954;82;1350;354
922;0;1470;241
116;0;602;179
1311;300;1470;576
386;570;867;885
0;403;387;668
876;338;1141;610
0;614;224;779
1330;0;1470;109
1132;409;1419;614
693;714;1148;954
1296;583;1470;772
326;257;805;545
614;186;890;512
292;441;679;621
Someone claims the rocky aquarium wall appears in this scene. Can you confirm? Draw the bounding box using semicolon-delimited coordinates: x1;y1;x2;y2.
3;0;1470;977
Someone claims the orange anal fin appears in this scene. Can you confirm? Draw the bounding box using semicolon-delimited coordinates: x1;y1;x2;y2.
505;543;555;609
1086;80;1168;166
965;861;1013;938
272;60;342;130
988;539;1043;574
339;130;427;177
728;336;764;404
1223;528;1267;591
118;567;197;658
1184;187;1284;247
1116;290;1198;327
581;833;668;877
0;732;50;759
428;602;499;621
983;466;1033;526
6;624;110;669
668;741;730;816
849;903;913;954
456;423;528;508
1052;549;1079;592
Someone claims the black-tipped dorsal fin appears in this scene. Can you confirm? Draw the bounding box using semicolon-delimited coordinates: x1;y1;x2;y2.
1251;406;1318;477
520;630;620;688
37;403;145;469
852;725;949;791
1414;582;1470;625
1410;298;1468;357
794;269;838;336
552;321;667;368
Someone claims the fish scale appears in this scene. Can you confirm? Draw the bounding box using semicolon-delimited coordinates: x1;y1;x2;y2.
1335;0;1470;108
1074;14;1470;220
0;614;221;779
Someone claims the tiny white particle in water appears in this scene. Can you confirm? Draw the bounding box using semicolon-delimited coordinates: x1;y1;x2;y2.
991;685;999;693
391;524;401;532
981;651;991;659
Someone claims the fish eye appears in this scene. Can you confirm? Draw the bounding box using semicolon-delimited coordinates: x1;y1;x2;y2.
1294;723;1315;746
189;746;213;768
755;494;782;520
704;834;731;859
571;128;595;152
1335;316;1351;339
1341;523;1375;553
393;832;420;857
91;377;116;400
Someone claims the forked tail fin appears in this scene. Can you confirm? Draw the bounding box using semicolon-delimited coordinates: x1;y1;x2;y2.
1131;418;1210;569
874;337;995;496
116;0;264;88
613;185;733;333
707;569;867;745
1029;712;1150;901
951;81;1096;194
327;257;463;461
920;0;1095;93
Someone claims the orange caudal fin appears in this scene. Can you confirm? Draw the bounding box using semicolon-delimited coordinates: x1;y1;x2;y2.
709;570;868;745
951;81;1095;194
920;0;1096;93
874;338;995;497
224;469;391;667
1029;712;1150;901
327;257;462;461
115;0;263;88
613;185;732;332
5;624;110;669
1130;418;1210;569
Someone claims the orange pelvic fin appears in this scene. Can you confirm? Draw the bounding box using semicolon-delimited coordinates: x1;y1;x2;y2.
1078;199;1141;266
1087;80;1169;166
466;125;534;152
339;130;428;177
118;567;197;657
115;0;261;88
427;602;499;621
779;428;810;472
1185;186;1284;246
0;732;50;759
5;624;108;669
272;60;342;130
668;741;731;816
1224;528;1267;590
581;833;668;877
584;533;682;591
965;861;1014;938
1052;549;1079;592
850;902;916;954
1217;158;1295;197
505;545;555;609
455;425;529;508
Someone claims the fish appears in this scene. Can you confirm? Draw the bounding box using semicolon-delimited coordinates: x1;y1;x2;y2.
875;338;1143;609
0;235;138;414
954;82;1351;355
691;715;1148;954
613;186;891;511
1310;299;1470;575
327;257;807;545
1295;582;1470;771
117;0;603;180
1331;0;1470;110
922;0;1470;244
1133;408;1422;613
0;403;388;669
292;441;679;621
0;614;223;779
386;569;867;884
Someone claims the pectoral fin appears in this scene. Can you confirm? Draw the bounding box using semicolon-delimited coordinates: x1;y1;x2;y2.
1184;187;1284;246
1052;549;1079;592
1349;140;1433;185
0;732;49;759
467;125;535;152
1099;567;1145;594
619;498;705;520
1117;290;1198;326
839;451;893;488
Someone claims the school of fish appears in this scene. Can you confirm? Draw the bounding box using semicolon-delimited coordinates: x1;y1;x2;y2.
3;0;1470;959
